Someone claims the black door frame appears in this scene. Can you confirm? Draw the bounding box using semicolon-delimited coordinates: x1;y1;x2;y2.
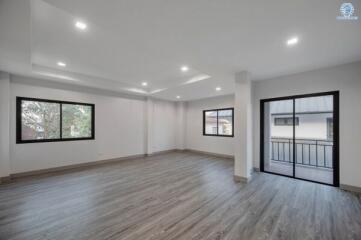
260;91;339;187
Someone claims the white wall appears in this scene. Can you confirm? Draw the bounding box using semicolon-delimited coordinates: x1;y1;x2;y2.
7;75;178;174
152;99;177;152
185;95;234;156
253;61;361;187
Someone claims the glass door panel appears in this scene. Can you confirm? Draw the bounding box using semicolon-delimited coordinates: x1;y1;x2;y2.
263;99;294;176
294;95;334;184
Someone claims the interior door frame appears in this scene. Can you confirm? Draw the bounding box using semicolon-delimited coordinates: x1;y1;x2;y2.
260;91;339;187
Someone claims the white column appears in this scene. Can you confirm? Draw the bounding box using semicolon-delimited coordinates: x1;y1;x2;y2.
0;72;11;181
145;97;154;155
234;71;253;182
176;101;186;150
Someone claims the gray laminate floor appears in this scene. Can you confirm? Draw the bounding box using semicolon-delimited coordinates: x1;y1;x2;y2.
0;151;360;240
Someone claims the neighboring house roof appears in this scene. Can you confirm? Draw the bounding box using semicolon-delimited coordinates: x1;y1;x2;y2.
270;95;333;114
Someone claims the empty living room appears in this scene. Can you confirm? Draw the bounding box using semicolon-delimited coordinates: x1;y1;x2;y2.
1;1;361;239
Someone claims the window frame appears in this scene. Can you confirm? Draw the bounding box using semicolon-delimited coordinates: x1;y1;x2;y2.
274;117;299;126
203;108;234;137
16;97;95;144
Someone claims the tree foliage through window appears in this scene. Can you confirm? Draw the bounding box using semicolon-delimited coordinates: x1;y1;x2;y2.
21;101;60;140
62;104;92;138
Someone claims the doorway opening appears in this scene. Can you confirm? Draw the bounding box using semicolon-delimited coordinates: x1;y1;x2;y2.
260;91;339;186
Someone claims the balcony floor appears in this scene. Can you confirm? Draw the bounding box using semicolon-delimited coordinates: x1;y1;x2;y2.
265;161;333;184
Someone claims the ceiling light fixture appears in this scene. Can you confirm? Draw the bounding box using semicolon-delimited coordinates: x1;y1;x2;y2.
287;37;299;46
176;96;181;99
181;66;189;72
57;61;66;67
75;21;87;30
215;87;222;91
141;82;148;86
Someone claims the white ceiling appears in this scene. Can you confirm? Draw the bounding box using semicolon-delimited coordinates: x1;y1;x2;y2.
1;0;360;101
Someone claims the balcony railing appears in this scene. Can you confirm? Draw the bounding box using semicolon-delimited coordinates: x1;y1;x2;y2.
271;138;333;169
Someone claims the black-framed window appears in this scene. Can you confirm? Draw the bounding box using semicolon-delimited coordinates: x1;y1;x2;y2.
203;108;234;137
17;97;95;143
274;117;299;126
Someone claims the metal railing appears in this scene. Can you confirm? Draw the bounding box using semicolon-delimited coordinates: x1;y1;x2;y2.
271;138;333;168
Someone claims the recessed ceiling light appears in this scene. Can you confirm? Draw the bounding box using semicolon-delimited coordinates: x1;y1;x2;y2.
57;61;66;67
287;37;299;46
75;21;87;30
141;82;148;86
215;87;222;91
181;66;189;72
176;96;181;99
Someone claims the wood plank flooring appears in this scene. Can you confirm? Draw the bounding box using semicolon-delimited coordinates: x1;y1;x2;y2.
0;151;360;240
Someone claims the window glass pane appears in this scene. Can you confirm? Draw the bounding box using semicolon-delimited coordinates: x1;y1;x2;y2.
205;111;217;134
62;104;92;138
327;117;333;140
218;110;233;135
21;100;60;140
274;117;299;126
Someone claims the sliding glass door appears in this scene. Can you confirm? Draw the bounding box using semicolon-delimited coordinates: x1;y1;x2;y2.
262;99;294;177
260;92;339;186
